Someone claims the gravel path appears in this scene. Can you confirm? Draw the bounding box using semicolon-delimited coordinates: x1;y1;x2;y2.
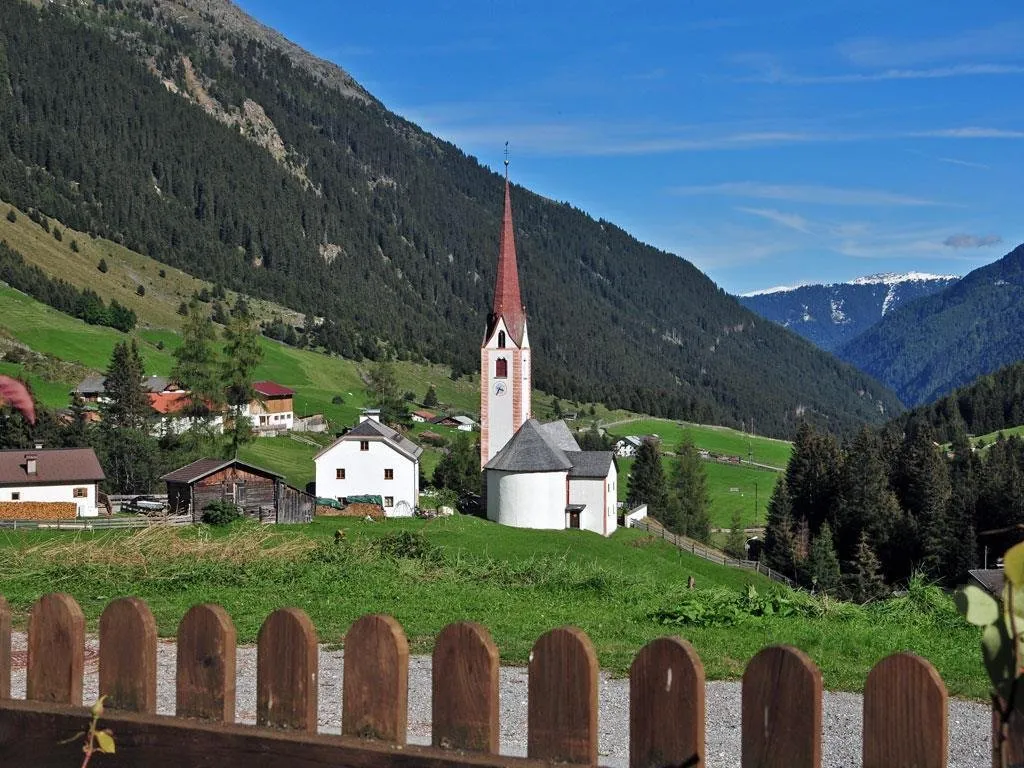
9;632;991;766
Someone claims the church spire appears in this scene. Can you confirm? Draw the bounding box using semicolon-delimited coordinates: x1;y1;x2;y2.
488;150;526;345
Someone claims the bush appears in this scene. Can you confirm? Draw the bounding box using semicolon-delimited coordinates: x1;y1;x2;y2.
69;239;79;252
5;209;15;223
376;531;443;564
158;269;166;278
52;227;62;242
331;395;345;405
201;500;242;526
136;284;146;296
97;258;108;273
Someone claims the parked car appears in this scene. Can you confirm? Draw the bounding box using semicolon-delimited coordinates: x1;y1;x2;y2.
122;495;167;515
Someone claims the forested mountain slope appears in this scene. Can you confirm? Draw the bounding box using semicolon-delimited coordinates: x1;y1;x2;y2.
838;244;1024;407
0;0;900;437
737;273;958;353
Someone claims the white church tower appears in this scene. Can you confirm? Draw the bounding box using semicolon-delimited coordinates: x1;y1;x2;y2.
480;160;531;467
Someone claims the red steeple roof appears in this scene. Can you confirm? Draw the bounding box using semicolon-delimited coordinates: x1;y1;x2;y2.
488;178;526;344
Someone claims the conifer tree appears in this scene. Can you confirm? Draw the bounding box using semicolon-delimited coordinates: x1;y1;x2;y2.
627;439;668;519
100;340;151;432
835;428;899;564
667;439;710;540
763;477;798;578
97;341;159;493
807;521;841;594
724;509;748;559
895;419;952;579
785;422;843;535
848;532;887;603
221;312;263;456
423;385;439;408
172;302;222;424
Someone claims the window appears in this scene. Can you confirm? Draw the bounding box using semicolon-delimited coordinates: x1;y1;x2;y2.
11;492;19;500
498;331;506;348
73;487;88;498
495;358;508;378
336;468;346;480
384;496;394;507
360;440;369;451
384;468;394;480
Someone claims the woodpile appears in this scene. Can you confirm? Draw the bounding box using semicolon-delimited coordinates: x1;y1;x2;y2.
315;502;385;519
0;501;77;520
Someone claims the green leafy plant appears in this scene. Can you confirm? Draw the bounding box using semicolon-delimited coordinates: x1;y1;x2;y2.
201;499;242;526
955;540;1024;765
60;695;115;766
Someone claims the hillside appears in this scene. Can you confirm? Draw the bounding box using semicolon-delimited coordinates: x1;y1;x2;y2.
838;243;1024;407
0;0;901;437
737;273;958;353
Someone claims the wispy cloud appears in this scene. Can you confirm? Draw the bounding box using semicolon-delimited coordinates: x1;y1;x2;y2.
914;127;1024;139
737;207;812;233
838;23;1024;68
937;156;991;170
944;234;1002;248
673;182;948;207
742;63;1024;85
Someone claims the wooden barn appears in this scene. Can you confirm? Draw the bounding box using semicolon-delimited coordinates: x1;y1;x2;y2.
161;458;314;524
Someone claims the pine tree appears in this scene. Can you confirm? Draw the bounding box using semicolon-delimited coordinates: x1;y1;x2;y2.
785;422;842;534
848;532;887;603
895;418;952;579
763;477;797;578
172;302;222;423
724;509;747;559
221;312;263;456
807;521;841;594
627;439;668;519
834;428;898;564
667;439;711;540
100;340;151;431
423;385;439;408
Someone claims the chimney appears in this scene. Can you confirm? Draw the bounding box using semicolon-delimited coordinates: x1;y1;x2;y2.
25;453;37;475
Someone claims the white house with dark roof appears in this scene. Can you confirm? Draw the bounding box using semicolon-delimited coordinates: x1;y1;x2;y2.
0;446;105;517
484;419;617;536
313;410;423;515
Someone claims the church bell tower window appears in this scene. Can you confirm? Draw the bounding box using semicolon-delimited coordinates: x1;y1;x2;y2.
498;331;506;348
495;358;508;378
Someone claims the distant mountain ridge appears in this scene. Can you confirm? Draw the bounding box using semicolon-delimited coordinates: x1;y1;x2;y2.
838;243;1024;407
737;273;959;353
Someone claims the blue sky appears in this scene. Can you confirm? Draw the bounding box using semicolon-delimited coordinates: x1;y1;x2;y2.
236;1;1024;295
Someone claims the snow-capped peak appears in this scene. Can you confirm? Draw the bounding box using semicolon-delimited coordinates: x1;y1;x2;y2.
740;283;809;297
848;272;959;286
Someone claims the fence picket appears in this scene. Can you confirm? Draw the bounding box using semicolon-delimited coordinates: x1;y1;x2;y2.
629;636;705;768
527;626;598;765
342;613;409;743
257;607;318;732
432;621;500;753
742;645;821;768
26;593;84;705
863;652;947;768
176;603;236;722
99;596;157;713
0;595;9;700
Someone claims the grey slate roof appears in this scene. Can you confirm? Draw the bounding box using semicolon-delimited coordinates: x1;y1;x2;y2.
314;418;424;460
0;448;105;485
968;569;1004;598
485;420;573;472
565;451;614;478
160;457;283;484
73;375;174;395
485;419;612;478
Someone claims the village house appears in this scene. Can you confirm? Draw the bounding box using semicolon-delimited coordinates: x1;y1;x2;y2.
313;409;423;515
244;381;295;435
149;391;225;435
614;436;643;458
484;419;618;536
0;445;105;518
411;409;436;423
433;414;477;431
161;457;313;523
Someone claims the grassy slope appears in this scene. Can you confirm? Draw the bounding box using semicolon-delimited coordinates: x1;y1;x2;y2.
0;515;983;696
605;418;792;468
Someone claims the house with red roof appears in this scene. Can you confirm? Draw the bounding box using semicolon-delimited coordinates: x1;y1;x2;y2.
245;381;295;435
148;391;225;435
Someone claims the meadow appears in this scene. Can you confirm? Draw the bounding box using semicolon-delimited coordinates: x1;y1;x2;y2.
0;515;984;697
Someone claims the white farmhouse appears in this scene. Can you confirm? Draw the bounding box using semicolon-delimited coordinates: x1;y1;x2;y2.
314;411;423;516
485;419;618;536
0;446;105;517
614;436;643;458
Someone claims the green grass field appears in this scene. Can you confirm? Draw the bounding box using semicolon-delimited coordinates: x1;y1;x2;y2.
0;515;985;696
604;418;791;468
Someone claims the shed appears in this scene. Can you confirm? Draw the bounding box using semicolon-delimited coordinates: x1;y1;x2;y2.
161;457;314;524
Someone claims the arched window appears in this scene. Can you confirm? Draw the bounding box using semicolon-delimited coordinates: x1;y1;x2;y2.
495;358;508;378
497;331;506;348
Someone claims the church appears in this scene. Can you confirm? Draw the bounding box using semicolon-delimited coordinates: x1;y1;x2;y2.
479;162;618;536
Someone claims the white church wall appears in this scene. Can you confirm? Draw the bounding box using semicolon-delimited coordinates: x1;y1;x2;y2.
487;469;566;530
568;477;608;536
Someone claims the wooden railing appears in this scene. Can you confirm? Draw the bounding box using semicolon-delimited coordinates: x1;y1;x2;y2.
0;592;976;766
630;518;796;588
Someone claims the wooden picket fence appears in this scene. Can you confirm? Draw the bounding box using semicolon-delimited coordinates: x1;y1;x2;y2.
0;591;1004;767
